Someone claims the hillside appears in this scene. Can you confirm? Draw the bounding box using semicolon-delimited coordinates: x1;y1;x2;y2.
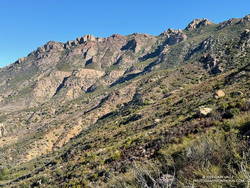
0;15;249;187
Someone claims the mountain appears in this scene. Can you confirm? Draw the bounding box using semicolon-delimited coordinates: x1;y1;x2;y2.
0;15;249;187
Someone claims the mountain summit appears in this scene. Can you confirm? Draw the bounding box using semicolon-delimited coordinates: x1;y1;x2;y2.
185;18;213;30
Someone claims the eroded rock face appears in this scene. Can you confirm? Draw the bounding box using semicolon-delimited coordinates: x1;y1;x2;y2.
102;70;125;85
199;37;216;51
161;29;187;45
33;71;72;103
31;41;64;58
184;37;216;61
185;18;213;31
63;69;105;99
200;54;223;74
121;34;156;54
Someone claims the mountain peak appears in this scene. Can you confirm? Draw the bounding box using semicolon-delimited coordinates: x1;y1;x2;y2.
64;34;97;49
185;18;213;31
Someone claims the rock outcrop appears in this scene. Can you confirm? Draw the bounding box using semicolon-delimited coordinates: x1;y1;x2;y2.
64;34;97;49
185;18;213;31
33;71;72;103
31;41;64;58
239;29;250;52
161;29;187;45
200;54;223;74
218;18;239;29
64;69;105;99
214;90;225;99
239;14;250;23
199;107;213;116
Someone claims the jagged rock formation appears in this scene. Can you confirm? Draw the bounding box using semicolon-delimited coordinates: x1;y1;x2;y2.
185;18;213;30
160;29;187;45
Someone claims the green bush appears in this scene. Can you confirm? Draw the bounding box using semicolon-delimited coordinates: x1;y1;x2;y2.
0;167;9;180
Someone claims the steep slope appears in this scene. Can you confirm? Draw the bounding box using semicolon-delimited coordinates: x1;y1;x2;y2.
0;15;249;187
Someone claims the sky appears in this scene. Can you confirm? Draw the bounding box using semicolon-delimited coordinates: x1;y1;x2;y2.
0;0;250;67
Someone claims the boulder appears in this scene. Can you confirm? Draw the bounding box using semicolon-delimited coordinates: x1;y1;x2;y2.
154;119;161;123
199;107;212;116
214;90;225;99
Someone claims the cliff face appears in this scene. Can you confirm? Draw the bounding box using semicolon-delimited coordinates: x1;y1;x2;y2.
0;15;249;187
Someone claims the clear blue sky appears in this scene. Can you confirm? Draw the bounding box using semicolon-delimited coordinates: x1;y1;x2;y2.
0;0;250;67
